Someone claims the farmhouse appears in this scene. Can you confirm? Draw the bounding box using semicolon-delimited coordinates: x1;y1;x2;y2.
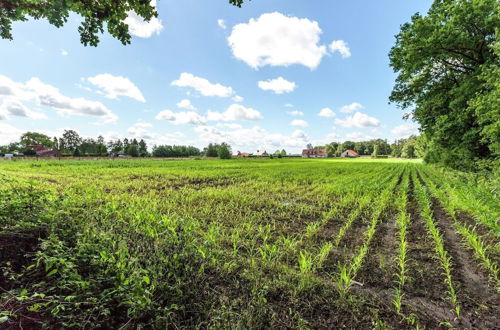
235;151;250;157
254;150;268;156
302;148;328;158
27;145;61;157
341;149;359;158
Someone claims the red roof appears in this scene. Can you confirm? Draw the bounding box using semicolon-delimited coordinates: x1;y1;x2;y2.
345;149;359;156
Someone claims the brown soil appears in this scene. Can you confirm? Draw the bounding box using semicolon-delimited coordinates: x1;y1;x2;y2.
0;230;52;329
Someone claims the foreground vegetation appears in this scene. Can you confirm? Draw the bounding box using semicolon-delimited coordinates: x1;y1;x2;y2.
0;158;498;328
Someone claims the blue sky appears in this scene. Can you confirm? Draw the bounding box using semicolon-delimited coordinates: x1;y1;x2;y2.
0;0;431;153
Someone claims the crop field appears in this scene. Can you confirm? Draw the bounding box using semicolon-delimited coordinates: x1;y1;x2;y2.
0;159;498;328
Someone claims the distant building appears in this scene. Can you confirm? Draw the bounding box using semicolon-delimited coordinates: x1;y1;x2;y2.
254;150;268;156
302;148;328;158
27;145;60;157
341;149;359;158
4;153;13;159
235;151;251;157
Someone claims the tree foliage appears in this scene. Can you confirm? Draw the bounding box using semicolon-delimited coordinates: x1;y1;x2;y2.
20;132;54;148
152;145;201;158
389;0;499;170
1;0;248;46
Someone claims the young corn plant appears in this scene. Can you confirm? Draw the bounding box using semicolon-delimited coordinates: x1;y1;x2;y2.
413;173;460;317
334;167;403;297
420;170;499;284
392;168;411;315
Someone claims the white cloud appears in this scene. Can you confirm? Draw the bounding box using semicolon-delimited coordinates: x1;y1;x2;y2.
86;73;145;102
128;122;156;140
0;75;118;123
345;132;373;142
291;129;308;140
329;40;351;58
156;104;262;125
0;99;46;119
61;49;69;56
155;109;206;125
176;99;196;110
207;104;263;121
171;73;234;98
392;123;419;138
340;102;364;113
216;123;242;129
232;95;244;102
325;132;341;141
124;1;163;38
290;119;309;128
0;122;24;143
335;112;381;128
318;107;336;117
287;110;304;116
195;125;309;150
217;19;227;29
228;12;328;69
284;103;294;108
258;77;296;94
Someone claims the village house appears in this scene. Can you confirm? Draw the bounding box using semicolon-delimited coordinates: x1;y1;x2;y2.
341;149;359;158
235;151;251;157
254;150;268;156
27;145;61;157
302;148;328;158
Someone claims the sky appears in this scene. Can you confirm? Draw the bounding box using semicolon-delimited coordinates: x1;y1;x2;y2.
0;0;432;153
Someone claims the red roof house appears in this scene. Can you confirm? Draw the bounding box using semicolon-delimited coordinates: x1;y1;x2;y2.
341;149;359;158
27;145;61;157
302;148;328;158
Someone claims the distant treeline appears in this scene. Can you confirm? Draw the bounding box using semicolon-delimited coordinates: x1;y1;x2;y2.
0;131;233;159
318;136;423;158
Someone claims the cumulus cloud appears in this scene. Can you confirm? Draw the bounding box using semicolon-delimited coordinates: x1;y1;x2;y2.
329;40;351;58
232;95;244;102
124;0;163;38
290;119;309;128
171;73;234;98
217;19;227;29
228;12;328;69
291;129;308;140
392;123;419;138
335;112;381;128
61;49;69;56
195;125;309;150
0;99;46;120
176;99;196;110
127;122;156;140
284;103;294;108
156;104;262;125
340;102;364;113
0;75;118;123
258;77;296;94
287;110;304;116
216;123;242;129
86;73;145;102
155;109;206;125
318;107;336;117
207;104;263;121
345;132;373;142
0;122;24;143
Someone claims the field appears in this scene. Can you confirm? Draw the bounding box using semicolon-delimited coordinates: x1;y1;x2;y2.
0;158;498;328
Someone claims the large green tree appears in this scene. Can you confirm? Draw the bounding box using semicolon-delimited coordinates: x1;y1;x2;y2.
389;0;499;170
20;131;54;148
1;0;247;46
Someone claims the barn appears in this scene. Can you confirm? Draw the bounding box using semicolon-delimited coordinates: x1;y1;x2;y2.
341;149;359;158
27;145;61;157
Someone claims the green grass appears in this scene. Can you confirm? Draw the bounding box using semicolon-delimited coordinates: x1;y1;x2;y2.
0;158;497;328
